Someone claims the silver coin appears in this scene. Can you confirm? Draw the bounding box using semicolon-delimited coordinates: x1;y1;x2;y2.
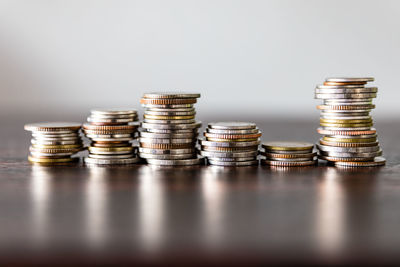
319;150;382;158
315;93;376;99
31;139;82;145
324;99;373;104
143;119;196;124
316;84;366;89
321;111;370;116
334;157;386;167
139;132;197;139
139;137;196;144
208;122;257;130
141;122;201;130
32;135;80;141
200;151;258;158
85;136;133;142
144;110;196;116
88;153;135;159
319;109;373;114
260;159;317;166
321;126;372;131
84;157;141;165
140;128;197;134
138;147;196;155
143;92;200;99
85;133;133;138
32;132;80;138
142;104;194;109
139;153;196;160
261;149;314;155
260;151;317;158
88;147;134;155
206;157;256;162
320;115;371;120
145;157;204;166
207;159;258;166
206;128;260;134
199;139;260;147
90;108;137;116
318;155;375;162
325;77;374;83
87;117;137;123
317;144;380;153
89;114;138;120
315;87;377;94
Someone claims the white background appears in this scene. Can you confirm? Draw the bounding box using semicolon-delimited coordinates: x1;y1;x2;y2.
1;0;399;120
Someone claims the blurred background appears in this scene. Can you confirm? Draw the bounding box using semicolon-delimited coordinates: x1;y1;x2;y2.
1;0;400;122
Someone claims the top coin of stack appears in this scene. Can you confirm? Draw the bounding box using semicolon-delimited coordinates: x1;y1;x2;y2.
139;92;204;166
260;141;317;167
199;122;261;166
315;77;385;167
83;108;140;165
24;122;83;164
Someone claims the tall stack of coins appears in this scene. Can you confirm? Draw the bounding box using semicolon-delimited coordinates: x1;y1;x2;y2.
139;93;204;166
24;122;83;164
260;141;317;167
199;122;261;166
315;77;386;167
83;108;140;165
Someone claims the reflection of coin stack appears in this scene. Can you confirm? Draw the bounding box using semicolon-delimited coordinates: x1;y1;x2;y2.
315;77;386;167
199;122;261;166
24;122;83;164
260;141;317;167
83;108;140;165
139;93;204;166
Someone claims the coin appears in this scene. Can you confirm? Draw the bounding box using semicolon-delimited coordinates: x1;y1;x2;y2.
140;98;197;105
141;122;201;130
261;159;317;167
319;139;379;147
316;144;380;153
201;146;259;152
320;118;373;124
315;93;377;99
139;132;196;139
143;119;196;124
88;154;134;159
84;157;141;165
139;153;196;160
24;122;82;132
143;92;201;99
317;105;375;110
319;150;382;158
90;108;137;115
262;141;314;151
318;155;375;162
141;104;194;109
322;136;377;143
199;139;260;147
260;151;316;159
138;147;196;155
139;137;196;144
140;143;195;149
144;110;196;116
315;87;377;94
145;157;204;166
325;77;374;83
30;151;76;158
200;151;258;158
88;146;134;154
83;123;137;131
334;157;386;167
208;122;257;130
204;132;262;139
207;160;258;166
31;139;82;146
206;128;260;134
206;138;259;142
207;157;256;162
28;156;79;163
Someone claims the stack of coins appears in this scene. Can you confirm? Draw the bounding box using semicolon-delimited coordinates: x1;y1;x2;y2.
139;92;204;166
199;122;261;166
260;141;317;167
83;108;140;165
24;122;83;164
315;77;386;167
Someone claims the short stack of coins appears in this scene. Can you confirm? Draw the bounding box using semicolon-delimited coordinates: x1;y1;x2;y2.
260;141;317;167
83;108;140;165
139;92;204;166
315;77;386;167
24;122;83;164
199;122;261;166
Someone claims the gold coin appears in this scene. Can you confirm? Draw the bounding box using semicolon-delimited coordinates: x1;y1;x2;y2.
206;138;259;142
322;136;377;143
260;152;317;159
28;156;79;163
262;141;314;151
143;114;195;120
261;159;317;167
320;118;372;124
31;144;83;149
334;157;386;167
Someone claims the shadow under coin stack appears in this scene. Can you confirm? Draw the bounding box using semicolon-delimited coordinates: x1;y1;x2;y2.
83;108;140;165
24;122;83;164
260;141;317;167
315;77;386;167
139;93;203;166
199;122;261;166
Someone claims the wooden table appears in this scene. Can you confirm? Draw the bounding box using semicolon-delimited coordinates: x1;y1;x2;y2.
1;119;399;265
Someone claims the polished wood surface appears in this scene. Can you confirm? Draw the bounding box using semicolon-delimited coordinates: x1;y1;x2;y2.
1;119;399;265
